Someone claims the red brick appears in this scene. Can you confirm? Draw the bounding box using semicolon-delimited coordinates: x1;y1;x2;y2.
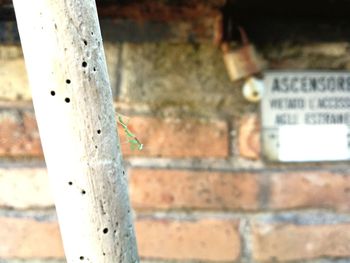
0;109;42;157
118;116;229;158
0;217;64;259
0;216;239;261
136;219;240;261
238;114;260;160
0;111;228;158
270;172;350;211
253;223;350;262
130;169;259;210
0;167;53;209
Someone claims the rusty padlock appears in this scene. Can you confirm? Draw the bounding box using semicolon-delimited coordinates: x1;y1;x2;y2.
222;27;264;81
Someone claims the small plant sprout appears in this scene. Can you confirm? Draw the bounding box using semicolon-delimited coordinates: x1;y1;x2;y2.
117;114;143;151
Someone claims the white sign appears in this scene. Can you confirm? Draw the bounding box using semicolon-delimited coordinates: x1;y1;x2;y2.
262;71;350;162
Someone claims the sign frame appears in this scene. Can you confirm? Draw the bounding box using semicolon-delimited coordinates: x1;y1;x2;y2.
261;70;350;162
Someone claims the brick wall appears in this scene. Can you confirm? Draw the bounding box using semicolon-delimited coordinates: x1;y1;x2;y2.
1;15;350;263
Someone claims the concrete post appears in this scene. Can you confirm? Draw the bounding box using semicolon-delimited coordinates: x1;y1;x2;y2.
12;1;139;262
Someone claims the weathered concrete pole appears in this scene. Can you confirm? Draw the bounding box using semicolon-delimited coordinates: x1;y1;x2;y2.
12;1;139;262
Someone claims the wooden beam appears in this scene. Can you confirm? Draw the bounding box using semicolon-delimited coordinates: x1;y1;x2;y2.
12;0;139;262
97;1;222;21
1;0;223;21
